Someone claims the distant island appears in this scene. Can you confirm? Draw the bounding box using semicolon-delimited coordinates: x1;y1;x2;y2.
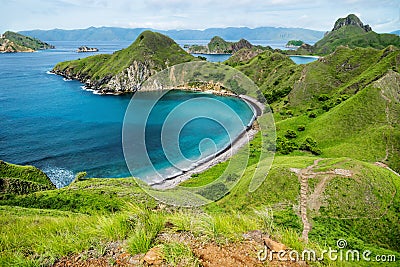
285;40;304;48
0;31;54;53
76;46;99;53
187;36;252;54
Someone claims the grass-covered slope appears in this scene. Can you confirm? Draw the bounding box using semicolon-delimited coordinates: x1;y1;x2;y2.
226;50;303;103
276;71;400;172
0;160;55;196
287;46;399;111
0;31;54;52
52;31;196;93
312;14;400;55
314;25;400;55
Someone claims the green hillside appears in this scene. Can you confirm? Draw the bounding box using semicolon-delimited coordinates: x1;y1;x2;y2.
0;161;55;197
312;14;400;55
0;31;54;52
228;50;302;103
3;14;400;266
52;31;196;93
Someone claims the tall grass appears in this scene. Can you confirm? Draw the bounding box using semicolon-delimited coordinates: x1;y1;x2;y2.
126;206;165;254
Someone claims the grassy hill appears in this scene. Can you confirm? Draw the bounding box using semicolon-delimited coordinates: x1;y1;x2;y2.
52;31;196;93
2;14;400;266
0;31;54;53
0;161;55;197
312;14;400;55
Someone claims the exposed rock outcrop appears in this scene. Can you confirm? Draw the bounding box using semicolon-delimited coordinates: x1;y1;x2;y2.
332;14;372;32
76;46;99;52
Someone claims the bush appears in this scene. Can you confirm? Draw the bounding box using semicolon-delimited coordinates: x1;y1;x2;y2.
285;130;297;139
318;94;330;101
297;125;305;131
276;137;298;155
300;137;322;155
308;112;317;118
73;172;87;183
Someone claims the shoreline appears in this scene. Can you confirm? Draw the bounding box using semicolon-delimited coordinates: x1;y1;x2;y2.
151;94;264;190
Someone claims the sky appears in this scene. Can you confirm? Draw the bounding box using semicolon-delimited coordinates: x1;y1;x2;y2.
1;0;399;33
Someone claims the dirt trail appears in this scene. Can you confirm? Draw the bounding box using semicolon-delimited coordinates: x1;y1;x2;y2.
290;159;352;243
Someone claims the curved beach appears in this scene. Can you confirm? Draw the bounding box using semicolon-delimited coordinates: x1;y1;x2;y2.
151;94;264;189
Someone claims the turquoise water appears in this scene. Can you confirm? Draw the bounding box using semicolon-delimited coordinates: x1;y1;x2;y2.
0;41;253;187
289;55;319;64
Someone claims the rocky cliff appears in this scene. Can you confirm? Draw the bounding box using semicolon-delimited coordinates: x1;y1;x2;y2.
332;14;372;32
52;31;196;93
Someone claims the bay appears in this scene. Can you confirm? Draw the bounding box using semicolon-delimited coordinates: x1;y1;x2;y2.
0;41;253;187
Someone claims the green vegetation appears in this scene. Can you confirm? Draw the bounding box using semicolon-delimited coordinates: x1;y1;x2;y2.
0;161;55;197
286;40;304;47
188;36;254;54
313;25;400;55
226;50;302;103
0;31;54;52
52;31;196;92
2;14;400;266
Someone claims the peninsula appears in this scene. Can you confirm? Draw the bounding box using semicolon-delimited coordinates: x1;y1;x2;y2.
0;31;54;53
52;31;196;94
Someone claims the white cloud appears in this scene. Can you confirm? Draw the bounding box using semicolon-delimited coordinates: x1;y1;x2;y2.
0;0;398;33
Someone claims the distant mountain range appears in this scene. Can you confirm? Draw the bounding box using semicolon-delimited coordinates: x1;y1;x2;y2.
19;26;324;42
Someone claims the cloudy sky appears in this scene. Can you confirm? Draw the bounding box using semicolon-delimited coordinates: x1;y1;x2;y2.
1;0;399;33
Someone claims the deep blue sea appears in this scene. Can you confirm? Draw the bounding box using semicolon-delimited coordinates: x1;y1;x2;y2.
0;41;253;187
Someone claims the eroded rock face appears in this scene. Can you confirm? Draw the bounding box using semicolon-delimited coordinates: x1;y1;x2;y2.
332;14;372;32
231;39;253;53
105;60;157;92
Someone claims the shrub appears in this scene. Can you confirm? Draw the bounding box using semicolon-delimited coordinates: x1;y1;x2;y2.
73;172;87;183
318;94;330;101
308;112;317;118
284;130;297;139
297;125;305;131
276;137;298;155
300;137;322;155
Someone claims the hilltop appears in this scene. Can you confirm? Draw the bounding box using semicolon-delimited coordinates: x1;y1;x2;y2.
52;31;196;93
289;14;400;55
0;31;54;53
